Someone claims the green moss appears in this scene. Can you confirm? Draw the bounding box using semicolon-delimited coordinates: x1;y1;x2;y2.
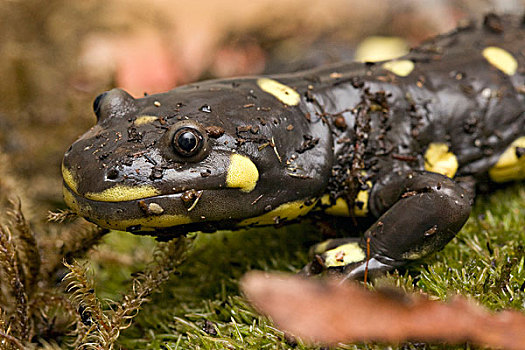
94;184;523;349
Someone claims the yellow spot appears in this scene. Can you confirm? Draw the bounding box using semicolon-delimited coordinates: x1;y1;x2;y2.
226;153;259;193
239;199;317;226
382;60;415;77
85;185;160;202
489;137;525;182
61;164;79;194
355;36;408;62
424;143;458;178
354;186;371;216
482;46;518;76
257;78;301;106
321;195;350;216
134;115;158;125
320;181;372;217
324;242;365;267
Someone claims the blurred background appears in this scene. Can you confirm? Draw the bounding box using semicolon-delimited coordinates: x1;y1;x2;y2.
0;0;524;220
1;3;523;347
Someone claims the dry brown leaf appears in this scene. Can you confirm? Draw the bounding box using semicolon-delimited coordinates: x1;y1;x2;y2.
241;271;525;349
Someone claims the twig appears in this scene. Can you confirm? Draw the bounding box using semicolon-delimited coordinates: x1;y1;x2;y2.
47;209;78;223
0;330;25;350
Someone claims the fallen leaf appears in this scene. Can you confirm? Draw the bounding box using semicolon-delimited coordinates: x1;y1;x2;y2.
241;271;525;349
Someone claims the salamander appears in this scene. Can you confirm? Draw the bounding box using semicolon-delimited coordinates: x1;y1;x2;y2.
62;14;525;278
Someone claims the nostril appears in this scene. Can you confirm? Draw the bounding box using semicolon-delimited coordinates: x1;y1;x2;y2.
106;168;120;181
93;92;108;121
92;89;136;123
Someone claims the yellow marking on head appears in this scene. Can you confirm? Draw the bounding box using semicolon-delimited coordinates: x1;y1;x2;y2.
61;164;79;194
257;78;301;106
239;199;317;226
102;214;192;232
489;136;525;182
482;46;518;76
324;242;365;268
355;36;408;62
85;185;161;202
424;143;458;178
226;153;259;193
134;115;158;126
382;60;415;77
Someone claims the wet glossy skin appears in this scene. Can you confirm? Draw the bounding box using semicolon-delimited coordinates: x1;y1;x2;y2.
63;78;332;234
63;15;525;277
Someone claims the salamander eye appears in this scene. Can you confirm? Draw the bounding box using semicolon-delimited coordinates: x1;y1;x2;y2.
172;127;203;157
163;121;210;162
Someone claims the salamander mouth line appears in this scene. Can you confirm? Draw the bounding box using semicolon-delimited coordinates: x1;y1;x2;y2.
62;180;214;205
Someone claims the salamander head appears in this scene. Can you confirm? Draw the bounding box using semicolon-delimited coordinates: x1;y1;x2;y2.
62;78;332;235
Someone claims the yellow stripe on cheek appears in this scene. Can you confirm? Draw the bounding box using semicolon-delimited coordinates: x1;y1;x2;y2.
62;164;79;194
482;46;518;76
63;185;191;231
226;153;259;193
424;143;458;178
382;59;415;77
257;78;301;106
85;185;161;202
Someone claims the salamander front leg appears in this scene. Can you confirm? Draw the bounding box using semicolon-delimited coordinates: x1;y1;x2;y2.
304;172;473;279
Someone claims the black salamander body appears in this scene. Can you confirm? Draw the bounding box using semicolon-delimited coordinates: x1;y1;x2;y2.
62;15;525;278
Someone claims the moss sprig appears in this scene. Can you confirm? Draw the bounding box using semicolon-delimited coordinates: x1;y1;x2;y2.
7;200;41;297
64;236;193;349
0;225;31;343
63;260;110;349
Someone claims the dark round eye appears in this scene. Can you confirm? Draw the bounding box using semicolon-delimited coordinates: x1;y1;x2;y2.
172;127;203;157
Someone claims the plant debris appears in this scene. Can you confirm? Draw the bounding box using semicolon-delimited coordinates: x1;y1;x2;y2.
241;271;525;349
64;236;193;349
